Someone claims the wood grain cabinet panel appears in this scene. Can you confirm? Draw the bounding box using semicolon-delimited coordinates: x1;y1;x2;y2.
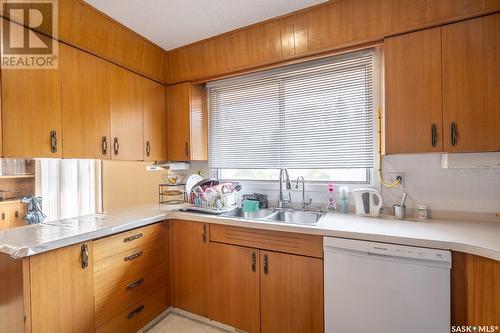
260;251;323;333
60;44;111;159
166;82;207;161
30;242;94;333
109;63;144;160
142;78;167;161
1;31;62;158
307;0;387;53
452;252;500;326
209;243;260;333
95;286;168;333
442;14;500;152
385;27;443;154
170;220;210;317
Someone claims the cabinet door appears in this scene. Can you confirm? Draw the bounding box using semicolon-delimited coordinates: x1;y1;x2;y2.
170;220;209;317
30;242;94;333
385;27;443;154
2;64;62;158
260;251;323;333
142;78;167;161
209;243;260;333
166;83;191;161
109;63;144;160
442;14;500;152
61;44;111;159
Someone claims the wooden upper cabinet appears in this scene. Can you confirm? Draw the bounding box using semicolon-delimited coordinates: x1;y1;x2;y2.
385;27;443;154
312;0;387;50
30;242;94;333
209;243;260;333
61;44;111;159
1;50;62;158
260;251;323;333
108;63;144;160
442;14;500;152
388;0;500;34
166;82;207;161
142;78;167;161
170;220;210;317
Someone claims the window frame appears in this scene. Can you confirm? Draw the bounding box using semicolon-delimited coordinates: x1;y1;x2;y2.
208;47;382;188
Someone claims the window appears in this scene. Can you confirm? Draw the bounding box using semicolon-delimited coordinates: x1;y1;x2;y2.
37;159;101;221
208;50;377;183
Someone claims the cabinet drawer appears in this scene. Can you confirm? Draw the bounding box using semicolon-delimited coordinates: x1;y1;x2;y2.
95;286;168;333
94;222;167;262
210;224;323;258
95;264;168;327
94;241;168;287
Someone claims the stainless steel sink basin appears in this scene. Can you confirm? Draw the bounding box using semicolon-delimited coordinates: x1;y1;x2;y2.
222;208;325;225
264;210;325;225
222;208;276;219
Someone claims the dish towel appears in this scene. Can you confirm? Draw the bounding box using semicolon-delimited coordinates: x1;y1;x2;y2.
242;199;260;212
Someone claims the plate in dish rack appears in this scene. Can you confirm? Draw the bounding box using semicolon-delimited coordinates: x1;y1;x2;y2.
185;174;203;193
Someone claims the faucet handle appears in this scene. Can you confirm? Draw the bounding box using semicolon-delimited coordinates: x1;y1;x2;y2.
301;198;312;211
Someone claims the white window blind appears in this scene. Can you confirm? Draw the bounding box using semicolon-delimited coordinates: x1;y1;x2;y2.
208;50;375;170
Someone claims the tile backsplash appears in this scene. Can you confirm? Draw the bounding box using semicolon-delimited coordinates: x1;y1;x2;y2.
381;154;500;214
173;154;500;215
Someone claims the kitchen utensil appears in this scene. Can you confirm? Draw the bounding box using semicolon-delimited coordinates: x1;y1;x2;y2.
352;188;383;217
393;204;406;220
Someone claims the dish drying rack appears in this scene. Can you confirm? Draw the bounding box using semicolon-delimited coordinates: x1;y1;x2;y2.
183;183;238;214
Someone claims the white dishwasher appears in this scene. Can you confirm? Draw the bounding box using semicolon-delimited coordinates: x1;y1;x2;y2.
324;237;451;333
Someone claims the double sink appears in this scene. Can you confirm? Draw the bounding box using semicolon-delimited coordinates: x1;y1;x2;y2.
221;208;325;225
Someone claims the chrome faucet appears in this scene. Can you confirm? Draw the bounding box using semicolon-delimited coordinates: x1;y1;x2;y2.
278;168;292;209
295;176;312;211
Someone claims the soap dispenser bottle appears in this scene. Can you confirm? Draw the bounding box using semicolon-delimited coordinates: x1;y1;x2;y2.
326;184;336;211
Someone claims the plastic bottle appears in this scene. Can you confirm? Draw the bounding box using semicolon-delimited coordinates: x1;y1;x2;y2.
326;184;336;211
338;186;349;214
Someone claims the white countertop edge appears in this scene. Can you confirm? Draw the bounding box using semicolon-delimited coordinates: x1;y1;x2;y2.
1;206;499;261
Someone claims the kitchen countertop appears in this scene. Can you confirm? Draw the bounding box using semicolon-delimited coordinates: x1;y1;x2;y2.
0;204;499;261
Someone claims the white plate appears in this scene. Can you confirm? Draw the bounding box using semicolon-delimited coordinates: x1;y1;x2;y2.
185;174;203;193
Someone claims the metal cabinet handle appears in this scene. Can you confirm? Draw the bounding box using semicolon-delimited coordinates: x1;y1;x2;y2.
81;243;89;269
127;305;145;319
201;224;207;242
124;250;143;262
124;233;143;243
263;254;269;274
102;136;108;155
113;137;120;155
126;278;145;290
431;124;437;147
252;252;256;272
450;122;457;146
185;142;189;158
50;130;57;153
146;141;151;157
14;211;19;218
1;212;5;220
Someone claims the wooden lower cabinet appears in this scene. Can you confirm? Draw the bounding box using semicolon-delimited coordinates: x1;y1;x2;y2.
261;251;324;333
209;243;261;333
95;286;168;333
94;221;170;330
208;223;323;333
170;220;210;317
30;242;95;333
452;252;500;326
